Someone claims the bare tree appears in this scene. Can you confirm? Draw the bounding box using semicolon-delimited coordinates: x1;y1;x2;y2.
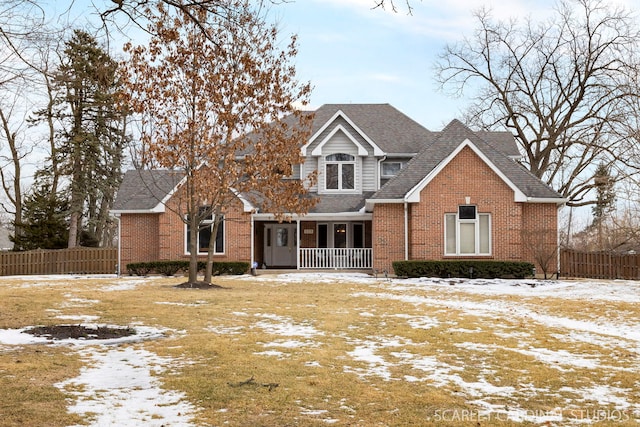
435;0;640;207
372;0;415;14
123;1;316;285
521;228;559;279
0;88;31;248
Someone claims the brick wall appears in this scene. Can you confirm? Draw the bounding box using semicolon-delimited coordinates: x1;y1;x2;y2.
300;221;317;248
157;193;252;263
372;203;406;272
119;213;160;268
372;146;558;273
119;192;252;270
521;203;559;275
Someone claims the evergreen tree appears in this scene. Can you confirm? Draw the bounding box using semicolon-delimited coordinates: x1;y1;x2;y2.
591;163;616;250
10;175;69;250
592;163;616;224
53;29;128;247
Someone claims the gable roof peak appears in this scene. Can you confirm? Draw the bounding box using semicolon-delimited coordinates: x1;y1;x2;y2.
369;118;565;204
308;103;434;155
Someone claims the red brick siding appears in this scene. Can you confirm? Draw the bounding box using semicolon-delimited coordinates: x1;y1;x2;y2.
119;213;160;268
159;194;252;263
120;192;252;267
521;203;559;275
372;203;406;272
372;146;558;273
300;221;317;248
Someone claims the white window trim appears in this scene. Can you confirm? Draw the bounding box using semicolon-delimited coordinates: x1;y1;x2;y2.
444;211;491;256
185;216;225;255
324;153;356;192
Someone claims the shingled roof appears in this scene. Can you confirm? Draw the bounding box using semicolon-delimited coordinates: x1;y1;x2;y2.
310;104;434;154
112;170;184;213
112;108;558;213
370;119;564;203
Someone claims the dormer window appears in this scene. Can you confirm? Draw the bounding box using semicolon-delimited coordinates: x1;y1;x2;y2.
381;161;404;178
325;153;355;191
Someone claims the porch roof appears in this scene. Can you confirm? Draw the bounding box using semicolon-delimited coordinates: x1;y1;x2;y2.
308;192;374;214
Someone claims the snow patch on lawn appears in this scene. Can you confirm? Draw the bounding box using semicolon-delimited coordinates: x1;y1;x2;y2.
56;314;101;322
0;324;168;347
56;346;198;427
253;313;324;338
155;300;209;307
245;272;374;284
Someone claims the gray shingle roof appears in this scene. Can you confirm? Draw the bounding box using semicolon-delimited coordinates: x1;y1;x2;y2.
371;119;563;201
311;104;434;154
113;109;559;213
112;170;184;212
308;192;374;214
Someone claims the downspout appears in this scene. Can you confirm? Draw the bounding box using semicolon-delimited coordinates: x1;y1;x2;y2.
404;202;409;261
114;213;121;276
377;155;387;190
557;204;562;279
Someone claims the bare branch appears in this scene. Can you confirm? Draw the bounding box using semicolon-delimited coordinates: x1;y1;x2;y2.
435;0;640;207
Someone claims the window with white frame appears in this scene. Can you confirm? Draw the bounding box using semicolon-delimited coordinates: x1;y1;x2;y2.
186;213;225;254
325;153;355;190
445;206;490;255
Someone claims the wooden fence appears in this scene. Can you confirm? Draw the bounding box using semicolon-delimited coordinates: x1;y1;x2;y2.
560;249;640;280
0;247;118;276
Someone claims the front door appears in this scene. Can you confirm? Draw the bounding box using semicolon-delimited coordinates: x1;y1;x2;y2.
264;224;297;268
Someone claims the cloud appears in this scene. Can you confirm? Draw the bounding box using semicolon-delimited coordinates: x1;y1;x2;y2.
311;0;562;41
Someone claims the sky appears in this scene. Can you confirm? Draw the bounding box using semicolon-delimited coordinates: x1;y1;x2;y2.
271;0;550;130
269;0;529;129
4;0;635;205
51;0;565;130
38;0;637;131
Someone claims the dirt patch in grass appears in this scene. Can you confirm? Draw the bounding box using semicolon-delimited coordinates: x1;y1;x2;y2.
25;325;136;340
175;281;226;289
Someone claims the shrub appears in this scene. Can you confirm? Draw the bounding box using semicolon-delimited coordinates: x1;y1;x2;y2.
126;262;153;276
153;261;184;277
392;260;534;279
126;260;249;276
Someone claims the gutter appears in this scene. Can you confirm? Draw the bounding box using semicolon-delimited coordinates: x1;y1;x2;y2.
113;213;121;276
526;197;568;205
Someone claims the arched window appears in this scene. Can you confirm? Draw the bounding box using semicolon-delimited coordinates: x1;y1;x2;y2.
325;153;355;190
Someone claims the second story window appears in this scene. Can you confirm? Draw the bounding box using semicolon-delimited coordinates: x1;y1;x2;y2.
381;161;404;178
325;153;355;190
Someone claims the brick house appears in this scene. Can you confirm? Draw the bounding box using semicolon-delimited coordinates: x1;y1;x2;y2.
111;104;565;275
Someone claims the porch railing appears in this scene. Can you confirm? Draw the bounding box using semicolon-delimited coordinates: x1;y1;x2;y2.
299;248;372;269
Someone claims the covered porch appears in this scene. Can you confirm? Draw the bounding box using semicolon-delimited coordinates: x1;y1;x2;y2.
252;213;373;270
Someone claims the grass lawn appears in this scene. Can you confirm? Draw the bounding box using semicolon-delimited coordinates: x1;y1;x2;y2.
0;272;639;426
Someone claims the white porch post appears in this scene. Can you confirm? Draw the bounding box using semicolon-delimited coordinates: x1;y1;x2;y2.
250;214;255;270
296;218;301;270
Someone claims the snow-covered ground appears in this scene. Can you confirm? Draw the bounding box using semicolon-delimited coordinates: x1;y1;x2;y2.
1;273;639;426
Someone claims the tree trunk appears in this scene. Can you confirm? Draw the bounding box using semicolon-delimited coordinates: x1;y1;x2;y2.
188;212;200;284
